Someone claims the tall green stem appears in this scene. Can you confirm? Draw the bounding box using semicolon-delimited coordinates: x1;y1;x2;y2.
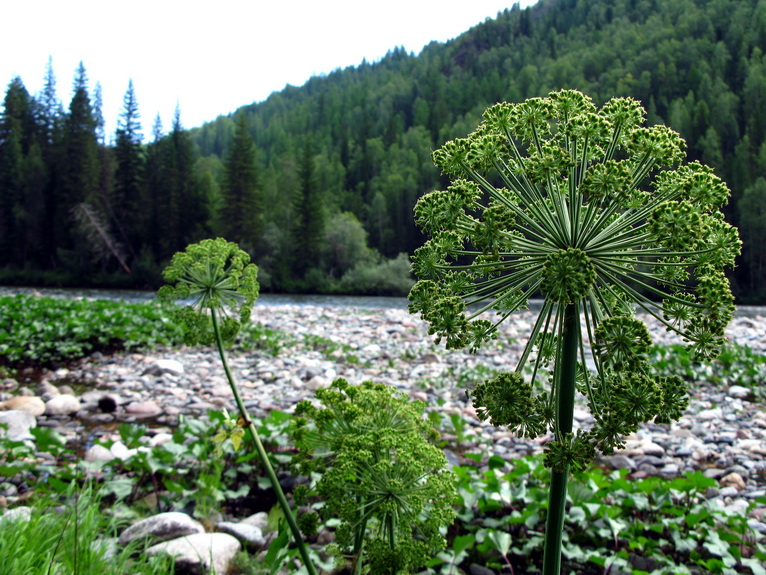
211;309;318;575
542;303;579;575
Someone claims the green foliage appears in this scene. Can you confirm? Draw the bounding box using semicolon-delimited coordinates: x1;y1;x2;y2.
219;112;263;252
0;483;175;574
158;237;260;345
292;379;457;574
442;455;766;575
650;342;766;402
338;252;415;296
1;401;764;575
0;294;183;365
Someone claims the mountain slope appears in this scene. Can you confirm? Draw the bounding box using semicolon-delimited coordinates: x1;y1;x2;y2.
191;0;766;301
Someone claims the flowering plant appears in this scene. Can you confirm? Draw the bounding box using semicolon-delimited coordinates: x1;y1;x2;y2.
293;379;456;574
159;238;317;575
409;90;740;573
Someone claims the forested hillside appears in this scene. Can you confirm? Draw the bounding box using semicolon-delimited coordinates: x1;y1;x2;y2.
2;0;766;301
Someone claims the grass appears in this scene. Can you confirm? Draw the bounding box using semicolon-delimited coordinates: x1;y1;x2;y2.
0;484;175;575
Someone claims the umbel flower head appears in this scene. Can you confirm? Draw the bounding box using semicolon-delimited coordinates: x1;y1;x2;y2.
158;238;259;345
409;90;741;470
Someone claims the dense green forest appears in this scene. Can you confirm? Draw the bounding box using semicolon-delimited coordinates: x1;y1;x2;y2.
1;0;766;301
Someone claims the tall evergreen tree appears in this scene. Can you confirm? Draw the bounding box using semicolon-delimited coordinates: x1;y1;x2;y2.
0;77;29;265
36;57;62;150
292;140;324;278
219;112;262;253
0;77;48;267
143;114;165;259
112;79;144;253
92;82;106;145
57;62;100;255
35;57;63;266
152;107;209;261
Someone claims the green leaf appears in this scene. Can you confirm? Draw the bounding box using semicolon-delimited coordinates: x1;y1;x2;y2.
485;529;512;555
452;533;476;555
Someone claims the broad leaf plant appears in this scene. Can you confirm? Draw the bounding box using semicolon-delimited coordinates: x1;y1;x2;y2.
409;90;740;573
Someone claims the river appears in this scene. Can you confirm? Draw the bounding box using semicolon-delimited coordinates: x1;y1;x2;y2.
1;286;764;318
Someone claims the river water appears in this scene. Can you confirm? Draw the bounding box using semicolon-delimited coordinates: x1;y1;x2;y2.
1;285;764;318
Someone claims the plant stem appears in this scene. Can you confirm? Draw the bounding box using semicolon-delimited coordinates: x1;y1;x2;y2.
211;309;318;575
542;303;579;575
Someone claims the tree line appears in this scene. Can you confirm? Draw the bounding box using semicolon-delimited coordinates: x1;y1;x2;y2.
0;61;411;295
2;0;766;301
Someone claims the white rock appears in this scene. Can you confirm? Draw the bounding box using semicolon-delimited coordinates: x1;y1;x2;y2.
640;441;666;457
45;394;81;415
0;410;37;441
149;432;174;447
119;512;205;546
146;359;184;375
125;400;162;417
727;385;752;400
0;506;32;524
241;511;270;532
217;521;266;548
146;532;240;575
110;441;136;460
84;444;115;463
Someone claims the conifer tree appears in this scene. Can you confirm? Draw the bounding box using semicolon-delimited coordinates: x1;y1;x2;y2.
92;82;106;145
0;77;47;267
292;140;324;278
219;112;262;253
35;57;63;266
57;62;100;254
143;114;165;260
0;78;28;265
154;107;209;260
112;79;144;253
36;57;62;150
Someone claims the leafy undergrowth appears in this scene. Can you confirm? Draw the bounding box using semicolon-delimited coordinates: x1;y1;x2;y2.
2;408;764;575
445;454;766;575
0;294;185;366
650;342;766;402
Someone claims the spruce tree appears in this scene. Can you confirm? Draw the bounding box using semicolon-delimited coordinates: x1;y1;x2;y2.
0;78;28;265
57;62;100;254
153;107;209;260
219;112;262;253
35;57;63;266
292;139;324;278
143;114;165;260
0;77;47;267
112;80;144;253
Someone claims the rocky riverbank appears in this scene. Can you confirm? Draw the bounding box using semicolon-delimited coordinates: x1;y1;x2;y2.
2;303;766;567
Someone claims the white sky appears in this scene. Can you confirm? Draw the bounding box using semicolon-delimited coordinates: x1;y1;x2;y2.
2;1;537;138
